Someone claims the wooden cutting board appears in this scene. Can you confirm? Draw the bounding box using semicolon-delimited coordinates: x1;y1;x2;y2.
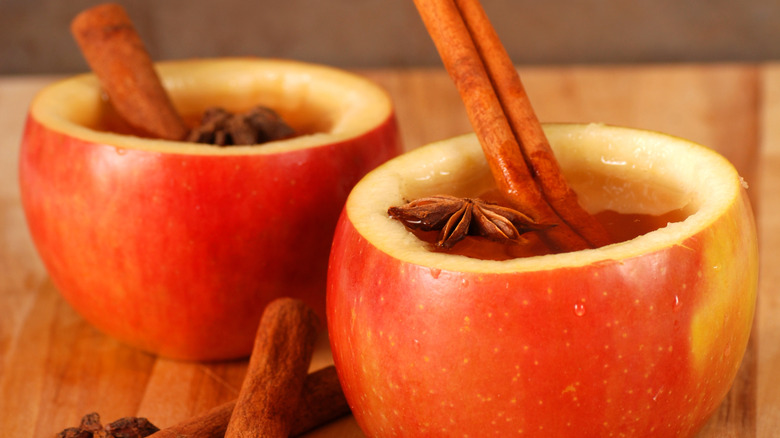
1;63;778;437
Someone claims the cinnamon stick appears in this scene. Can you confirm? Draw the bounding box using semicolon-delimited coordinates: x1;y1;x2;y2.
413;0;611;251
224;298;320;438
147;366;350;438
454;0;612;248
71;3;189;141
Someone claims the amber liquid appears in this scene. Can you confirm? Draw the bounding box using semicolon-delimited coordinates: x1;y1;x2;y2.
410;193;689;261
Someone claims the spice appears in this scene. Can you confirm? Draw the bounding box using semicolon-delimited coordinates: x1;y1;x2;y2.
105;417;161;438
145;365;349;438
54;364;348;438
187;106;297;146
71;3;298;146
225;298;320;438
412;0;612;252
56;412;159;438
70;3;188;141
289;365;350;436
388;195;552;249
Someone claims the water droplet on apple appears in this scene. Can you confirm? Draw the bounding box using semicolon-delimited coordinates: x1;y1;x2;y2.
673;295;682;312
573;303;586;316
115;147;126;155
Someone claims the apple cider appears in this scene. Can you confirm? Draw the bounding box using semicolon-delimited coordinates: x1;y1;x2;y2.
405;185;690;261
409;208;686;260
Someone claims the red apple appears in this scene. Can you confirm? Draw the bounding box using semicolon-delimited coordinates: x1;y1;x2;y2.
19;58;402;360
327;124;757;437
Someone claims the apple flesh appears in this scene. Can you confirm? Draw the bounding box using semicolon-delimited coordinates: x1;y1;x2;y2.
19;58;402;360
327;124;758;437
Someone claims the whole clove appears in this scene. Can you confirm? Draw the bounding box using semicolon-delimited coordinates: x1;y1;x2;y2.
56;412;159;438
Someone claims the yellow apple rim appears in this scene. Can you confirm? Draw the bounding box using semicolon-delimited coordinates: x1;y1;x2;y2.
346;123;752;273
29;57;393;155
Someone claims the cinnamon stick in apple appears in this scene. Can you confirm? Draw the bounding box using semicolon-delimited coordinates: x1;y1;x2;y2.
71;3;189;141
147;365;349;438
454;0;611;248
224;298;320;438
413;0;611;251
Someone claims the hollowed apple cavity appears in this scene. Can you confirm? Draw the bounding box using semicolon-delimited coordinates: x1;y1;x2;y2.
31;57;393;153
346;123;740;268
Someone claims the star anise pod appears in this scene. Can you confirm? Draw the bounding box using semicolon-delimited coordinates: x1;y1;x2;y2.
388;195;554;249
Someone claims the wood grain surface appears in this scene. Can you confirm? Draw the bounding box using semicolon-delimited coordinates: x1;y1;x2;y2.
1;63;777;437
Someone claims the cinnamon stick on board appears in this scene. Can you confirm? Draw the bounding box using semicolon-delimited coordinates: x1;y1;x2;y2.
225;298;320;438
413;0;612;251
146;366;350;438
71;3;189;141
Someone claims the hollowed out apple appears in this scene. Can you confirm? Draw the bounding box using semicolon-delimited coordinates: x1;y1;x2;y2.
19;58;402;360
327;124;757;437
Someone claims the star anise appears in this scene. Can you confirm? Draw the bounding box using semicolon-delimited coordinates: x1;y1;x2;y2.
387;195;553;249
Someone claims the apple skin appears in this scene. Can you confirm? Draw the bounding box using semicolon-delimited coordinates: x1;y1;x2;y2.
19;58;402;361
327;125;758;437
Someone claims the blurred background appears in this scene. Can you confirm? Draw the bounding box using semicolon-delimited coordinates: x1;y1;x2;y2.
2;0;779;75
